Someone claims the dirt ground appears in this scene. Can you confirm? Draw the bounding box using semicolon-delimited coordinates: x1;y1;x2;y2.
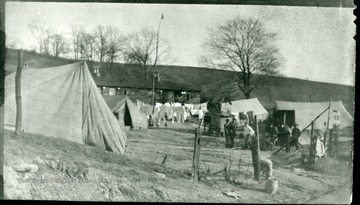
3;121;353;203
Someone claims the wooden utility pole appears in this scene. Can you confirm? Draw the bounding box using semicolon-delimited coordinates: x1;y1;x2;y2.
192;127;201;181
251;115;260;180
332;124;339;159
328;129;333;157
15;49;23;136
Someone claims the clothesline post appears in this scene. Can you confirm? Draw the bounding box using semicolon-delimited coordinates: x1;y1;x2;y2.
15;49;23;136
192;127;201;181
251;115;260;180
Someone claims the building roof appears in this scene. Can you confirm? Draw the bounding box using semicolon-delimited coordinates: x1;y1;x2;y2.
92;63;201;92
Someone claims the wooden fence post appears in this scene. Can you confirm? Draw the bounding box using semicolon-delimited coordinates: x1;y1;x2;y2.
308;121;316;170
15;49;23;136
251;116;260;180
328;129;333;157
192;127;201;181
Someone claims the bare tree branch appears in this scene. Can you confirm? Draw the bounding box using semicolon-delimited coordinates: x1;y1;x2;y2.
199;17;282;99
124;28;173;80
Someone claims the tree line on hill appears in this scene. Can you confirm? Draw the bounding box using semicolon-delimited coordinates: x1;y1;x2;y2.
7;20;173;81
11;17;283;99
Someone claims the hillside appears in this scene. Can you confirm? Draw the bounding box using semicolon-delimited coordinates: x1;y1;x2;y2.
4;49;354;115
4;122;353;202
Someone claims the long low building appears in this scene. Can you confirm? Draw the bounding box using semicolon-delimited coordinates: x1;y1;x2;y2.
91;63;201;105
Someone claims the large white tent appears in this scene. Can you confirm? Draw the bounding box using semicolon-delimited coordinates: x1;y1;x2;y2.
275;101;353;130
275;101;353;145
5;61;127;153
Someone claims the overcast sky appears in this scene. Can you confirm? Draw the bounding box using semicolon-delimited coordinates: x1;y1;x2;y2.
6;2;355;86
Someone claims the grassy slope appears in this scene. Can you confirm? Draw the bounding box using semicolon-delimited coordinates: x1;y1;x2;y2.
4;129;230;202
4;120;353;202
4;49;354;114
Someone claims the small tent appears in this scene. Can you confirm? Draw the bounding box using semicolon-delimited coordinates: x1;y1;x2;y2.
221;98;269;121
275;101;353;145
208;98;269;136
4;62;127;153
103;95;148;130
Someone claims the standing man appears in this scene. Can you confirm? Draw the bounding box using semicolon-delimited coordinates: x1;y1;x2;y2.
291;123;301;151
224;119;230;148
269;124;278;145
244;121;255;149
283;124;292;153
227;117;237;148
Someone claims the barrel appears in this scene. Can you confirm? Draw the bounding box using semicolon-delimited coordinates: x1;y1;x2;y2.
265;178;278;194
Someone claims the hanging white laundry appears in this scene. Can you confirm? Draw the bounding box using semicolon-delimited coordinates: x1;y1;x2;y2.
198;110;204;120
201;102;208;112
184;104;193;110
172;108;176;123
315;138;325;158
182;106;187;121
159;106;166;121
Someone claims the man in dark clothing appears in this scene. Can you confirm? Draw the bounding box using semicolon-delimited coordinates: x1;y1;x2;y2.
227;117;237;148
224;119;230;148
291;123;301;151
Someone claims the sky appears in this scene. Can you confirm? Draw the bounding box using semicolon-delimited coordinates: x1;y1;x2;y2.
5;2;356;86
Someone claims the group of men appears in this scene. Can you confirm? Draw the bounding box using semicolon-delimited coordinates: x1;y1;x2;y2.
223;117;302;152
223;117;255;149
269;123;301;152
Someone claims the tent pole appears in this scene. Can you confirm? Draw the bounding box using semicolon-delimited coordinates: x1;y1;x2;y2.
324;102;331;157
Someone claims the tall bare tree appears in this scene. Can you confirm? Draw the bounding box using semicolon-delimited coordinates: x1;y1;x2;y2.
200;17;282;99
79;30;96;61
124;28;171;80
51;33;67;57
43;28;53;56
106;26;125;71
70;25;84;60
28;21;47;54
94;25;109;70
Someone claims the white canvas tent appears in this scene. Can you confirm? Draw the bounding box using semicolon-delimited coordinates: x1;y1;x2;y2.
221;98;269;121
4;62;127;153
103;95;148;130
275;101;353;130
275;101;353;145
